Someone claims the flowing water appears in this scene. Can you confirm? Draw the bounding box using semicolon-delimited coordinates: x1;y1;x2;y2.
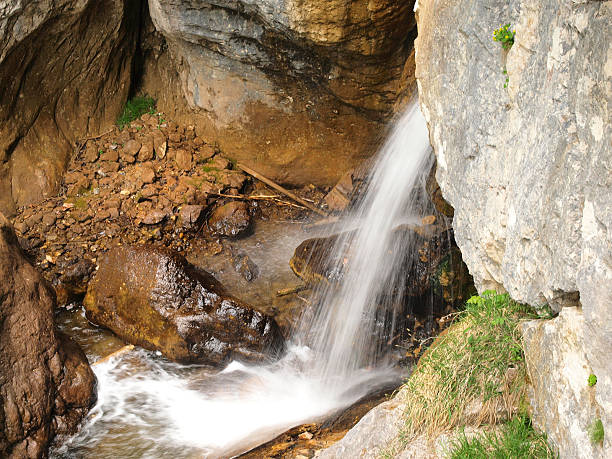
53;101;432;458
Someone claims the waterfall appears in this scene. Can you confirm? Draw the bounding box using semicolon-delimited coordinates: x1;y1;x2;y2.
302;100;433;387
53;100;433;458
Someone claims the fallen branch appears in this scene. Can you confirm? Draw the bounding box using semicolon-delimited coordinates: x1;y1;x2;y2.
303;216;340;229
92;344;135;366
234;162;328;217
276;284;308;297
211;192;308;211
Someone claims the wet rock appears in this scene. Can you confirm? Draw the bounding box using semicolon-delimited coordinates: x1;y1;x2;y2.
290;224;474;307
55;259;96;307
233;253;259;282
179;205;205;229
83;245;284;365
0;212;96;458
208;201;251;238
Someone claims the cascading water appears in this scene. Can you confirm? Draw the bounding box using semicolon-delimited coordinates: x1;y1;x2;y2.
53;100;433;458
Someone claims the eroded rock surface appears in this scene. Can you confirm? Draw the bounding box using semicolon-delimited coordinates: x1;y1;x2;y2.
142;0;417;186
0;0;141;215
416;0;611;455
0;212;96;458
84;245;285;366
523;308;608;458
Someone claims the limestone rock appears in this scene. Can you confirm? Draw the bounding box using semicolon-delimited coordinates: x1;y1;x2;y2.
416;0;612;448
83;245;285;366
0;0;140;215
523;308;610;458
0;212;96;458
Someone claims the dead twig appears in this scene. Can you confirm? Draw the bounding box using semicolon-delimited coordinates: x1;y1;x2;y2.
211;192;308;211
92;344;135;366
276;284;307;297
233;162;329;217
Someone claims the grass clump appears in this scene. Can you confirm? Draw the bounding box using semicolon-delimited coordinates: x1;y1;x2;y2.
446;414;556;458
117;96;156;129
400;291;535;440
589;419;604;446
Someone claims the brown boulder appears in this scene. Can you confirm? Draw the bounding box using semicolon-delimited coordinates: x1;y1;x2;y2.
0;213;96;458
83;245;284;366
208;201;251;238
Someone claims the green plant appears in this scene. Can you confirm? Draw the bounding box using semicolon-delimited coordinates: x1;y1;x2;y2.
399;291;535;441
446;414;556;458
117;96;156;129
502;68;510;88
588;374;597;387
589;419;604;446
493;24;515;50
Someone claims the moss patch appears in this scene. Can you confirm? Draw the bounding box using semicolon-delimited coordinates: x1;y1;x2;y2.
117;96;156;129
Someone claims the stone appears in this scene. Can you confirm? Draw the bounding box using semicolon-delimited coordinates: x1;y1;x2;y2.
0;212;96;458
152;131;167;159
141;209;168;225
0;0;140;216
416;0;612;446
99;149;119;162
83;245;285;365
174;148;192;170
208;201;252;238
179;205;205;229
233;253;259;282
138;137;155;161
522;308;611;457
133;164;156;185
123;139;142;156
84;143;100;163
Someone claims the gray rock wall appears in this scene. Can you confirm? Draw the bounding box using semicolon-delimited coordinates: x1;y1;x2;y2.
415;0;611;456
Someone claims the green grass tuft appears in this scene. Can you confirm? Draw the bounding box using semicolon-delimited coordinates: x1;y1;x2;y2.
446;415;556;458
400;291;536;441
117;96;156;129
588;374;597;387
589;419;604;446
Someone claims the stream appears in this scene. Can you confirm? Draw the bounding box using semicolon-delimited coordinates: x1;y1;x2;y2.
51;101;431;458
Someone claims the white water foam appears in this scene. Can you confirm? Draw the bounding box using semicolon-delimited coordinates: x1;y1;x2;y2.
53;100;432;458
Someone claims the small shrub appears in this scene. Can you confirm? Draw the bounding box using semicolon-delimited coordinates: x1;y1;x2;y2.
446;414;557;458
589;419;604;446
588;374;597;387
493;24;516;50
117;96;156;129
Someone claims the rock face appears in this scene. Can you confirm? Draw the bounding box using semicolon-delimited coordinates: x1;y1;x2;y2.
84;245;285;366
0;213;96;458
0;0;140;216
523;308;608;458
416;0;611;456
142;0;417;186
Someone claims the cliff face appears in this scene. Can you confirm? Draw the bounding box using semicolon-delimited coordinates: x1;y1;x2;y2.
142;0;416;186
416;0;611;456
0;0;141;216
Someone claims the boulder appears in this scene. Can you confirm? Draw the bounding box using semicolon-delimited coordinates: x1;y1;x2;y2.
83;245;284;366
0;213;96;458
290;224;474;307
208;201;252;238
